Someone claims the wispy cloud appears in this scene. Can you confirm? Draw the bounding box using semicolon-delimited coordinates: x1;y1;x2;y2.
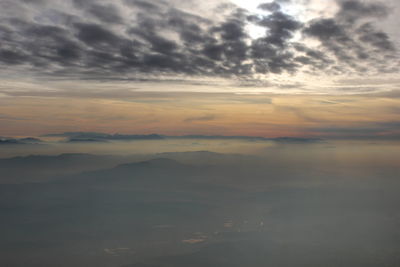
184;115;216;123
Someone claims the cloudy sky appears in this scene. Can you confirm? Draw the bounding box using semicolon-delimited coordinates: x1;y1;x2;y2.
0;0;399;138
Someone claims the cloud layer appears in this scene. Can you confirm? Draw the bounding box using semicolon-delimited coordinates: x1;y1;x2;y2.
0;0;398;82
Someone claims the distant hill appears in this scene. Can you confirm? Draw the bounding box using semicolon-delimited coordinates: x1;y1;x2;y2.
0;153;137;183
0;137;43;145
0;151;260;184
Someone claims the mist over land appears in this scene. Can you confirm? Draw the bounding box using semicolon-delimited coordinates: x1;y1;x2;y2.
1;135;400;266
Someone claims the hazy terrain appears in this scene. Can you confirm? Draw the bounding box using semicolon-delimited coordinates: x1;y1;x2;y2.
1;137;400;267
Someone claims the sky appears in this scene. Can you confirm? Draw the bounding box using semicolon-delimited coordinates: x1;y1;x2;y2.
0;0;400;138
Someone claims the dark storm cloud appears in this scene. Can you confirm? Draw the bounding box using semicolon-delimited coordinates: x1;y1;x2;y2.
0;0;397;81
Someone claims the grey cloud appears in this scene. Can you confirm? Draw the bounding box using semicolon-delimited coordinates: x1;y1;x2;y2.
304;19;345;40
124;0;161;11
20;0;47;4
0;49;29;65
292;43;334;70
258;0;292;12
249;9;302;74
0;0;397;82
302;0;396;74
337;0;389;23
254;11;302;48
258;2;281;12
74;23;121;47
357;23;395;51
87;3;124;24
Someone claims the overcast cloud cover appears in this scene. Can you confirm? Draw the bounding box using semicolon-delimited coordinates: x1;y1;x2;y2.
0;0;399;85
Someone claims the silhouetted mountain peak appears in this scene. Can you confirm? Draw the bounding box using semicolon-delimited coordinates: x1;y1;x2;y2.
7;153;94;162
